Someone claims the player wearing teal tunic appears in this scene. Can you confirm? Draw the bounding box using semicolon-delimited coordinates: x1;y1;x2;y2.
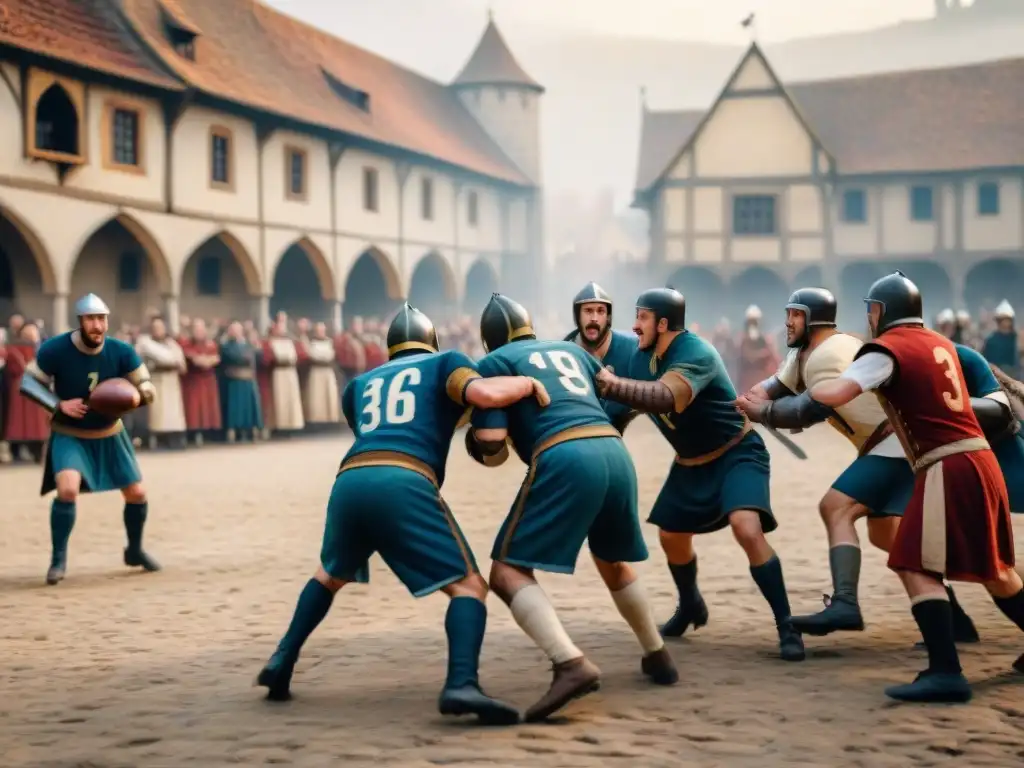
467;293;677;724
19;293;160;586
597;287;805;662
563;282;639;432
257;303;548;725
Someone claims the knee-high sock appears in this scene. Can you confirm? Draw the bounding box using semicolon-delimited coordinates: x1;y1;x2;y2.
750;555;794;625
123;502;147;551
509;584;582;665
276;579;335;661
50;499;76;557
610;580;664;654
444;596;486;688
912;596;962;674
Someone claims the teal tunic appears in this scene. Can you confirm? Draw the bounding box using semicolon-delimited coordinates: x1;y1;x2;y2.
34;332;144;495
472;339;647;573
630;331;775;534
982;330;1019;379
218;339;263;431
321;350;481;596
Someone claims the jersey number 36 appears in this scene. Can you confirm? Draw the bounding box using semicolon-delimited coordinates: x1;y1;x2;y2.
360;368;421;432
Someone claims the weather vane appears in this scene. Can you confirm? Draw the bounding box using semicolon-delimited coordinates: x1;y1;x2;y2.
741;12;757;42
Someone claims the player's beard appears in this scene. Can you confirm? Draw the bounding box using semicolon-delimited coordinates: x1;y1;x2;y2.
582;322;608;348
79;324;103;348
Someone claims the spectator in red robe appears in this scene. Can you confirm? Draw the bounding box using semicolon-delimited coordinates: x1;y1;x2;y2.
2;322;49;462
181;318;223;446
736;305;780;393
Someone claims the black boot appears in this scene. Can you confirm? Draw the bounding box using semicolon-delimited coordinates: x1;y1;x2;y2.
661;559;709;638
777;619;806;662
256;651;295;702
790;594;865;636
123;502;161;572
889;597;971;703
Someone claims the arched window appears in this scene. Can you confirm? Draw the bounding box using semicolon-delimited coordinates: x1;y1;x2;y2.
35;84;79;156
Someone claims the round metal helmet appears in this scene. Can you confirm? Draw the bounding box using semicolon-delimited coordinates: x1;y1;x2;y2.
386;302;439;359
480;293;535;353
935;308;955;326
864;271;923;336
636;287;686;332
75;293;110;317
785;287;836;348
573;281;613;341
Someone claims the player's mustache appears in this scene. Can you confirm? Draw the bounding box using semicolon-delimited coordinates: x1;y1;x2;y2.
585;323;602;332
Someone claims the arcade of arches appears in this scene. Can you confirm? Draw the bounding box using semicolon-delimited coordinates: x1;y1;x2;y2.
663;260;1023;333
408;253;456;322
271;241;336;324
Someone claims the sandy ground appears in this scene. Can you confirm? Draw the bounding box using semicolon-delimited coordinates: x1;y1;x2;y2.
2;420;1024;768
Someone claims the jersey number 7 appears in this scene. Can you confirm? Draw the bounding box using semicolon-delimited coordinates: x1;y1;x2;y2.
529;351;590;395
360;368;421;432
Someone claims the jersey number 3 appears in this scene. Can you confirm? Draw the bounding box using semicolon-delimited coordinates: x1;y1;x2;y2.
933;346;964;412
528;351;589;395
361;367;421;432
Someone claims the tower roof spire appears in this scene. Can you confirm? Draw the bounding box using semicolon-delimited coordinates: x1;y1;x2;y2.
453;16;543;92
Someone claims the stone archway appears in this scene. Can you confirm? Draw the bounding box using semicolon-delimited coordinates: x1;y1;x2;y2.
0;205;56;327
792;266;823;292
343;247;402;327
666;266;725;331
408;252;457;322
729;267;790;329
271;238;336;323
463;259;498;318
180;231;262;324
965;258;1024;317
69;213;173;329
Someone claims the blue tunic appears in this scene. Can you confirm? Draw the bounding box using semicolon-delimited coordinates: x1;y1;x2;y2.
34;332;145;495
322;350;482;595
630;331;775;534
472;339;646;572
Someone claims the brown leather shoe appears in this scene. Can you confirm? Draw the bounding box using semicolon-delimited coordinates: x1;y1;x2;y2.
641;646;679;685
523;656;601;722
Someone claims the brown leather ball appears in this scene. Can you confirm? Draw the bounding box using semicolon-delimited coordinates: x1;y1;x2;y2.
88;377;140;417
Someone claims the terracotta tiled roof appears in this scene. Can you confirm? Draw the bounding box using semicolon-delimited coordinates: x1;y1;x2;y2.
636;54;1024;192
0;0;180;89
119;0;531;185
156;0;201;37
453;19;543;92
787;56;1024;174
634;108;703;192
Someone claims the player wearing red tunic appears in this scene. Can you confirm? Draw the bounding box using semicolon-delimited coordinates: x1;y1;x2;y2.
810;272;1024;703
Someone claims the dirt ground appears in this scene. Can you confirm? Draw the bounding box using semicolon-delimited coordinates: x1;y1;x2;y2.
2;420;1024;768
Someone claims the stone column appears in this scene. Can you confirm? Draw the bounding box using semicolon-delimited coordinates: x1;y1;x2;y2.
332;300;344;333
164;295;180;335
52;293;69;334
257;295;271;334
949;260;967;312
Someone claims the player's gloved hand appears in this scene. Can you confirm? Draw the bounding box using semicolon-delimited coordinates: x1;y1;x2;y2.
59;398;89;419
528;377;551;407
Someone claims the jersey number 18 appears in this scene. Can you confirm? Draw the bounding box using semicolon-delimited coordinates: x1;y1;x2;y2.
360;367;421;432
528;351;590;395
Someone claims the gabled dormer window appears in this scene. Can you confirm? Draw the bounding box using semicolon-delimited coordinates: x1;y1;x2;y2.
321;67;370;112
159;1;201;61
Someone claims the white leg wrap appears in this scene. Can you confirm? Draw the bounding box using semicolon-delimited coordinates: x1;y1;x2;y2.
611;579;664;654
509;584;583;665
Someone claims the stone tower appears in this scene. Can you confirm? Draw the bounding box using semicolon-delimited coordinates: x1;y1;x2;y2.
451;14;546;308
451;14;544;185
